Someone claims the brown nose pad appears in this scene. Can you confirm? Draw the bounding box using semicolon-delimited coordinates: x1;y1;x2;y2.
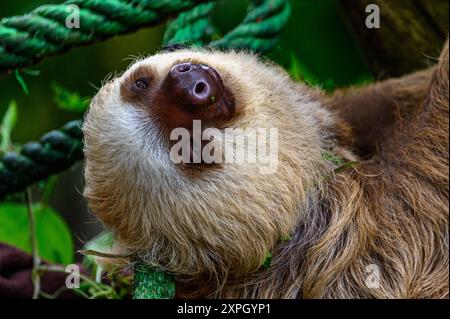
168;62;218;108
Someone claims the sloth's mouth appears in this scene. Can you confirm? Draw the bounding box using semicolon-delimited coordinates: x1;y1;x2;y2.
166;123;222;166
187;135;219;165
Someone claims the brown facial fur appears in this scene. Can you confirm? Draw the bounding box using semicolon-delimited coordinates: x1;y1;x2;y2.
83;42;449;298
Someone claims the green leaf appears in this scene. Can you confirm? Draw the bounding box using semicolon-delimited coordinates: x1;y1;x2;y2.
51;82;89;113
280;234;292;242
22;68;40;76
0;202;74;265
83;231;114;275
81;232;134;298
0;100;18;152
288;51;319;86
261;251;272;269
322;150;344;165
15;70;29;95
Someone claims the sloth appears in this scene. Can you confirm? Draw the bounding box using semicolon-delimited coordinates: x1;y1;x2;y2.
83;40;449;298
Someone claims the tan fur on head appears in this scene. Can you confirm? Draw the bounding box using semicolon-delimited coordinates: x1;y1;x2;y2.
83;49;336;279
83;42;448;298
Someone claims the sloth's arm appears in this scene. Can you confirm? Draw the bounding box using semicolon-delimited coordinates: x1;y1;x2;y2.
325;67;434;156
327;40;448;169
382;40;449;165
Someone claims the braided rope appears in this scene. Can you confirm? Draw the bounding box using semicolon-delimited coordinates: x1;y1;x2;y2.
211;0;291;52
0;0;291;198
0;0;214;72
0;120;83;197
163;0;291;53
133;264;175;299
163;2;217;46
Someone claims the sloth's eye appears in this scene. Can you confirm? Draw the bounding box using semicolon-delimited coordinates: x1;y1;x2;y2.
133;77;149;91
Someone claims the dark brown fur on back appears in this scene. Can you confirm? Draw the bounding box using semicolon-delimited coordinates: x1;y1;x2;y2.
179;41;449;298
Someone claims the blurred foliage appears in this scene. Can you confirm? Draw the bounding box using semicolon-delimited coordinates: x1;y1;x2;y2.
82;231;114;280
0;100;17;152
51;82;89;113
269;0;372;90
0;202;74;264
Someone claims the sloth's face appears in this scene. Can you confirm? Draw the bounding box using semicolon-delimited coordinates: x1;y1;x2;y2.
120;54;236;135
83;50;331;275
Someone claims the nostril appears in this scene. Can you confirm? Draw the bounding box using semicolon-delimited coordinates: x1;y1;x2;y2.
194;81;209;96
175;63;191;73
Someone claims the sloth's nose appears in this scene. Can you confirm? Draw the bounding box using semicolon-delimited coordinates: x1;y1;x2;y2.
167;62;219;108
154;62;234;130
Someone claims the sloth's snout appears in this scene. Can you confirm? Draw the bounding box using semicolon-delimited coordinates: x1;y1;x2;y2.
167;62;219;108
152;62;235;130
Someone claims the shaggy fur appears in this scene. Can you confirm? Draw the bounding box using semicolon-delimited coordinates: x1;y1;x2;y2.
83;41;449;298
